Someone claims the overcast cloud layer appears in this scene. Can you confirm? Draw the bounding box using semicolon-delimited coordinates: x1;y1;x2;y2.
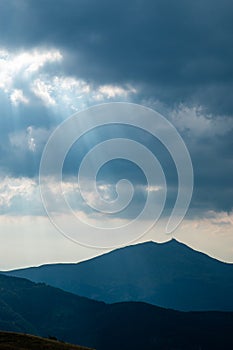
0;0;232;266
1;0;233;114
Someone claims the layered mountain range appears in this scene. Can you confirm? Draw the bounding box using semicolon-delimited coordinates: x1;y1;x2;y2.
0;273;233;349
5;240;233;311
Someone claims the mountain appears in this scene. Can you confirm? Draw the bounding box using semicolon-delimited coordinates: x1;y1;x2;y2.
5;240;233;311
0;273;103;348
0;331;92;349
1;273;233;350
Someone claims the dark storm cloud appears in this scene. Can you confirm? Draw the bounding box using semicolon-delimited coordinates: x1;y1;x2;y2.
185;129;233;213
0;0;232;217
0;0;233;115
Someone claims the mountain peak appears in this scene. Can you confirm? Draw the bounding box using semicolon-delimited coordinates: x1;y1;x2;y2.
4;239;233;311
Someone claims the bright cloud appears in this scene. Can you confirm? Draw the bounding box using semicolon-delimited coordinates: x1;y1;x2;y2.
10;89;29;106
31;76;137;110
0;48;62;93
32;79;56;106
0;47;137;112
0;177;37;208
95;85;137;100
27;126;36;152
146;185;163;193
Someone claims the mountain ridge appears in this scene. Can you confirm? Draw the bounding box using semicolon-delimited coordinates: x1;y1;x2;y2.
4;239;233;311
1;273;233;349
5;239;230;271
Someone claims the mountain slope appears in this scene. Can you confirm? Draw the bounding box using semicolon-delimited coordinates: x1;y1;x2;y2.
0;274;104;348
1;273;233;350
5;240;233;311
0;331;92;349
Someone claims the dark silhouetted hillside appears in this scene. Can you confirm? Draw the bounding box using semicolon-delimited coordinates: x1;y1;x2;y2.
0;331;93;349
1;273;233;349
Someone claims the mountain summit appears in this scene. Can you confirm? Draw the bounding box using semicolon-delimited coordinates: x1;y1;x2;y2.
4;240;233;311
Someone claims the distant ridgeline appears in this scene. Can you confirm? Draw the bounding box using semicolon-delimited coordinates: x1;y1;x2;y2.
1;253;233;349
5;240;233;311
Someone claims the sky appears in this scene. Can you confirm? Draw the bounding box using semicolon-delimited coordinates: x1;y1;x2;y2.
0;0;232;269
